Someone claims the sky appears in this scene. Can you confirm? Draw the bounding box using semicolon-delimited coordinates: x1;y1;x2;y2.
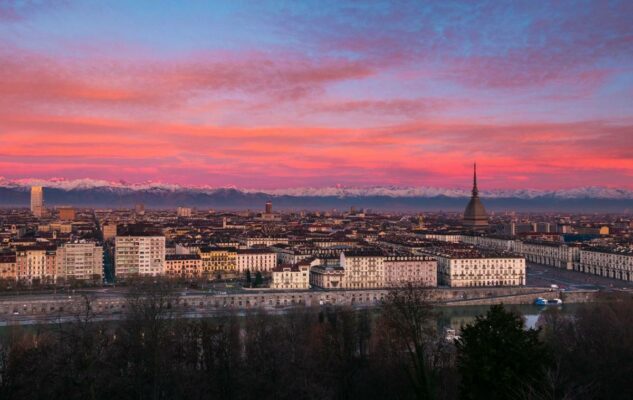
0;0;632;190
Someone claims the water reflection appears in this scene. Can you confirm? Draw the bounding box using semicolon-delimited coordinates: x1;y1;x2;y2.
437;303;581;332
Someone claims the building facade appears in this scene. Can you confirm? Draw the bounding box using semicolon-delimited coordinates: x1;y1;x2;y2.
271;263;310;289
165;254;203;278
16;247;57;283
383;256;437;287
115;236;165;278
310;265;345;289
0;253;17;281
577;248;633;281
30;186;44;218
56;242;103;281
236;249;277;273
199;247;237;274
340;251;385;289
433;252;526;288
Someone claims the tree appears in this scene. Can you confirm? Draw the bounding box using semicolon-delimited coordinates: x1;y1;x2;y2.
246;269;252;285
378;284;439;400
456;304;552;400
254;271;263;287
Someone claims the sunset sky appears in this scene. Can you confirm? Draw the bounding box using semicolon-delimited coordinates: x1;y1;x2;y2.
1;0;632;190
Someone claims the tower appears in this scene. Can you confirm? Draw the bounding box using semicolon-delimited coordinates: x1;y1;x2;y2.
463;163;488;230
265;201;273;214
30;186;44;218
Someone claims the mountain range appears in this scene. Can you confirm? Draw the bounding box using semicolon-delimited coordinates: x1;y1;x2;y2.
0;178;631;212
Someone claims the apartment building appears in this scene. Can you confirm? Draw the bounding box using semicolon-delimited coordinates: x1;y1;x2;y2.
383;256;437;287
15;246;57;283
421;244;525;288
56;242;103;281
165;254;203;278
115;235;165;278
199;247;237;274
577;248;633;281
340;250;385;289
236;248;277;273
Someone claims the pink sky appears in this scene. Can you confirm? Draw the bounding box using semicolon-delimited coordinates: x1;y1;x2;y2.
1;1;632;189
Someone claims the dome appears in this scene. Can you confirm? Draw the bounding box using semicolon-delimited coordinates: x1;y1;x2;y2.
463;163;489;229
464;196;488;225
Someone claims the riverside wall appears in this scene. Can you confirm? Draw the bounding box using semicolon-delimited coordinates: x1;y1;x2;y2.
0;286;600;324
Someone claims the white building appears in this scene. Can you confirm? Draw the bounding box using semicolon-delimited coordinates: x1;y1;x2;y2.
271;262;310;290
427;246;525;288
340;250;385;289
56;242;103;281
418;243;525;288
177;207;192;218
236;249;277;273
460;235;579;270
516;241;578;270
115;236;165;278
577;248;633;281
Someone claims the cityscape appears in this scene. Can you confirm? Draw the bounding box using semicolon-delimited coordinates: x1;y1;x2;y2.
1;1;633;399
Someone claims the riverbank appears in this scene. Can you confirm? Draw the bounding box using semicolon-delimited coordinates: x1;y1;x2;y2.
0;286;602;326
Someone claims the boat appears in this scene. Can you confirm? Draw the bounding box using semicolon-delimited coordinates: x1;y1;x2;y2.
535;297;563;306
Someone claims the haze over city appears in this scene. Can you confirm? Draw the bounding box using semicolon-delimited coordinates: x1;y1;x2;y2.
1;0;632;190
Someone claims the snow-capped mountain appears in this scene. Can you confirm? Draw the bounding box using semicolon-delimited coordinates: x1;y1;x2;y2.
0;177;631;211
0;177;632;199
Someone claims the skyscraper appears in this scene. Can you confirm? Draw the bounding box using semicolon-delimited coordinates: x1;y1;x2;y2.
463;163;488;230
265;201;273;214
30;186;44;218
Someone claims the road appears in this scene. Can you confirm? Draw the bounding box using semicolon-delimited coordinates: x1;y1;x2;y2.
526;262;633;291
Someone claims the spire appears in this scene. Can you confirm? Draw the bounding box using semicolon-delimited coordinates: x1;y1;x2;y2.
472;162;479;197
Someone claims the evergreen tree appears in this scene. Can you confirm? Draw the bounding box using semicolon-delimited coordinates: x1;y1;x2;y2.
246;269;251;284
456;304;552;400
254;271;263;287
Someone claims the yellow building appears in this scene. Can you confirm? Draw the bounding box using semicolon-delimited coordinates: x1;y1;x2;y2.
199;247;237;275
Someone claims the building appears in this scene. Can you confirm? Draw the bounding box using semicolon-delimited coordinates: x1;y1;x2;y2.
236;248;277;273
340;250;385;289
463;163;488;230
30;186;44;218
115;235;165;278
265;201;272;214
56;242;103;281
102;223;117;241
384;256;437;287
246;237;289;247
177;207;192;218
165;254;203;278
516;241;578;270
460;235;579;270
577;248;633;281
16;246;57;283
57;206;76;221
424;245;525;287
0;253;17;281
271;262;310;289
135;203;145;216
310;265;345;289
199;246;237;275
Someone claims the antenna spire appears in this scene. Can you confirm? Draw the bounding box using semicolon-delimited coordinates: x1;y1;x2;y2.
472;162;479;197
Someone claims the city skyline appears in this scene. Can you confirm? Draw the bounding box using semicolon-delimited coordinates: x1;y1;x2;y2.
1;1;632;190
